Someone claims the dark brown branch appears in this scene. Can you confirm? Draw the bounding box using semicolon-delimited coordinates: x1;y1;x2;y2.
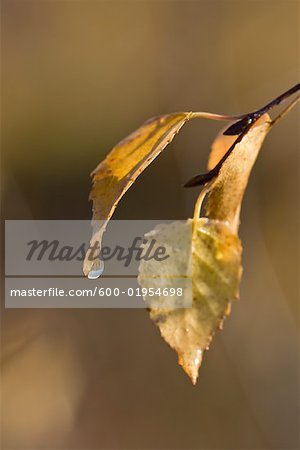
184;83;300;188
223;83;300;136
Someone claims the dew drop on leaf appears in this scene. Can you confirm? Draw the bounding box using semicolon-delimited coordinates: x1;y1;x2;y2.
87;259;104;279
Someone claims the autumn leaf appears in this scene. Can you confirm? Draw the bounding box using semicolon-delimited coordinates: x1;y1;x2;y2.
83;113;190;276
138;218;242;384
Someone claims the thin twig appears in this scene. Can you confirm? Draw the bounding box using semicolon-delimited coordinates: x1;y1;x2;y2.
185;84;300;188
270;93;300;126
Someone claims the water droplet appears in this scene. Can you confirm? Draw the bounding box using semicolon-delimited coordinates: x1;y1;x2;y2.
88;259;104;279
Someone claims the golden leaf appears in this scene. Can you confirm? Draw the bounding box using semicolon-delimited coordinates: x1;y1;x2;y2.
83;112;192;276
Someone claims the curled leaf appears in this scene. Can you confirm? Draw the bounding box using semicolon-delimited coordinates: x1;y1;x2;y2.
205;114;271;230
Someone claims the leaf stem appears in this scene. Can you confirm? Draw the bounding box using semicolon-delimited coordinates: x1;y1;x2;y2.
190;112;245;121
192;182;212;238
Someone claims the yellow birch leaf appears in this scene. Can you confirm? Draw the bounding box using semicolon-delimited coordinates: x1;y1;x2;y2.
138;218;242;385
83;112;192;277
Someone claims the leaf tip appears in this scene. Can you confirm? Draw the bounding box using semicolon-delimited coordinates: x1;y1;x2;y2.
179;348;203;385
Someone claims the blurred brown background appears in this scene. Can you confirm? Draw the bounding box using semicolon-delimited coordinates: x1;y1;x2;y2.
1;0;299;449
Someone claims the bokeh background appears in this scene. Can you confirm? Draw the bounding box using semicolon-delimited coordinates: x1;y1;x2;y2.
1;0;299;449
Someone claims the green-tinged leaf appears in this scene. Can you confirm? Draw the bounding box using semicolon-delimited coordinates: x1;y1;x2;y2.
138;219;242;384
